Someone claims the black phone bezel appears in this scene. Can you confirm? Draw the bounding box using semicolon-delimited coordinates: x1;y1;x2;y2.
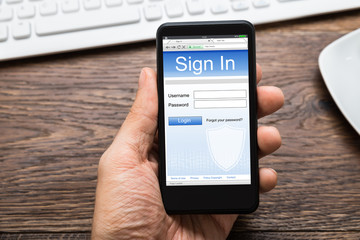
156;21;258;214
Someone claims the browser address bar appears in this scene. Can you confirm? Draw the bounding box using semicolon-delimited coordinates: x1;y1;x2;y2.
163;43;248;51
202;44;247;49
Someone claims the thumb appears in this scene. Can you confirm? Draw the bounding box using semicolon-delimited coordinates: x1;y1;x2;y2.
111;68;158;161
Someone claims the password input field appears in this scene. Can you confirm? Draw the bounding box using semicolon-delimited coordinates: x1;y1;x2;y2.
194;90;246;99
194;99;247;109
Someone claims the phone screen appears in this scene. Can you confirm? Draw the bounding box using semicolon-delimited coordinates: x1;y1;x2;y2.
162;34;251;186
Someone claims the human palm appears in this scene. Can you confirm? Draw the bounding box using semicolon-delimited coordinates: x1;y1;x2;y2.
92;66;284;240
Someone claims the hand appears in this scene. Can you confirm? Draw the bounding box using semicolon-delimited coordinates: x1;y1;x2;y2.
92;65;284;240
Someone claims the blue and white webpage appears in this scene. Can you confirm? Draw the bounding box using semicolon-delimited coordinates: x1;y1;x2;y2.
163;35;251;186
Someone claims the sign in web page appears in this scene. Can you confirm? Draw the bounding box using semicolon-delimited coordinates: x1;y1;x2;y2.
163;35;251;186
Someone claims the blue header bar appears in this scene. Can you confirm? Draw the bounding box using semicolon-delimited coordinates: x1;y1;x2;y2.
163;50;248;77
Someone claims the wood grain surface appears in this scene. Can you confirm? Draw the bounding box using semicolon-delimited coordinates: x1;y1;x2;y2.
1;10;360;239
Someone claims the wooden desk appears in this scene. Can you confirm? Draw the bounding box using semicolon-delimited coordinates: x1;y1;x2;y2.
1;11;360;239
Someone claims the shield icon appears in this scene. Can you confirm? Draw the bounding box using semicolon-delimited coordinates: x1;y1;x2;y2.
206;126;245;171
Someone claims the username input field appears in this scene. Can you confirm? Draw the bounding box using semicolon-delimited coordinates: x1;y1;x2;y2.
194;90;246;99
194;99;247;109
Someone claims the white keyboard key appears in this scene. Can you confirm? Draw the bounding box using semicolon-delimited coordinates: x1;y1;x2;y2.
12;21;31;39
0;7;13;22
6;0;23;4
211;1;228;14
252;0;270;8
0;25;8;42
144;4;162;21
105;0;123;7
83;0;101;10
36;7;140;36
232;0;250;11
61;0;80;13
39;1;58;16
1;0;360;62
165;0;184;18
127;0;143;4
186;0;205;15
17;4;35;19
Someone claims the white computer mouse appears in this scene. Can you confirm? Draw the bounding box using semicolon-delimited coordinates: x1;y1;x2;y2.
319;28;360;135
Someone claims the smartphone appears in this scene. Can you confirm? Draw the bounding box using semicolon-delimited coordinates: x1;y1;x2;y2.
157;21;258;214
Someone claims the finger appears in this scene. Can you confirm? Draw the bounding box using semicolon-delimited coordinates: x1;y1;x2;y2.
259;168;277;193
257;86;284;119
112;68;158;160
258;126;281;159
256;63;262;84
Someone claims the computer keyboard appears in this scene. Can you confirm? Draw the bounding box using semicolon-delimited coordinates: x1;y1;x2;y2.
1;0;360;61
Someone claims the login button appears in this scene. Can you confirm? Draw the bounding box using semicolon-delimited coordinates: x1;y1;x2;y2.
169;116;202;126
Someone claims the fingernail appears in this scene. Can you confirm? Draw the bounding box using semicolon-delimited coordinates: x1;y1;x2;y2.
139;68;147;88
269;168;277;176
